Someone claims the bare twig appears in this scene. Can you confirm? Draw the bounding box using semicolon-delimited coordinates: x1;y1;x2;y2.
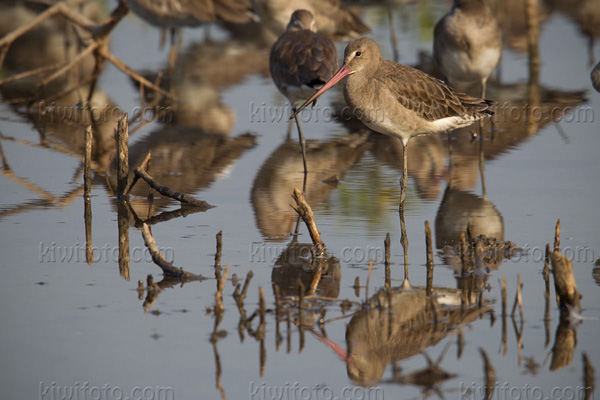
133;164;214;208
291;188;325;255
115;115;129;199
140;222;203;280
554;218;561;252
124;151;151;196
384;232;391;288
99;47;176;100
365;259;373;302
425;221;434;296
215;230;223;268
84;126;93;197
0;62;64;87
479;348;496;400
510;274;524;321
551;250;581;311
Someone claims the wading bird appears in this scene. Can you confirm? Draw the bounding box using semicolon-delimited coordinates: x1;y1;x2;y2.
433;0;502;98
270;9;338;173
252;0;370;38
126;0;252;76
292;37;493;207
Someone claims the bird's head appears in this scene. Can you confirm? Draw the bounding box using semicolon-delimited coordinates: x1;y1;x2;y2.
286;9;317;33
342;37;383;74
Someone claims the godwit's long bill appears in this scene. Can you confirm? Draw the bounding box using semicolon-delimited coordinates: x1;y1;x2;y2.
292;37;493;207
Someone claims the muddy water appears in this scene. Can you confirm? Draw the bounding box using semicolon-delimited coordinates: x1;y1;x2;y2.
1;1;599;400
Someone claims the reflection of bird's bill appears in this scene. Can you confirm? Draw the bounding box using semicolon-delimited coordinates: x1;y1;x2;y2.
291;64;354;118
306;327;353;363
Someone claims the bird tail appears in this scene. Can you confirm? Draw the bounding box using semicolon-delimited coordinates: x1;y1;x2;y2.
456;92;494;116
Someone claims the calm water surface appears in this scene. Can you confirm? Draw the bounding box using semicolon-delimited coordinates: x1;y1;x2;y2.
1;1;599;400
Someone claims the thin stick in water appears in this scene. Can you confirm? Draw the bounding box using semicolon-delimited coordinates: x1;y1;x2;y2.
115;114;129;199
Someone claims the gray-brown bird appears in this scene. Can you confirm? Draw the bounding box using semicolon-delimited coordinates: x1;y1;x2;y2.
592;60;600;92
126;0;252;75
293;38;492;206
252;0;370;39
269;9;339;173
433;0;502;98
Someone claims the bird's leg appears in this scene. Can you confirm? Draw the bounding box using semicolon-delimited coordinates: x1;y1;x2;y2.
399;197;410;287
481;78;487;99
399;141;409;287
399;141;408;208
167;28;178;94
447;132;455;189
293;112;309;177
286;115;294;140
479;125;487;200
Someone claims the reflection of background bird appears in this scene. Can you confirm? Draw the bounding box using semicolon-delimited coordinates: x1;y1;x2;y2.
271;242;341;298
0;0;105;98
125;0;252;74
434;0;502;98
251;134;369;240
251;0;370;38
110;127;256;217
434;187;504;248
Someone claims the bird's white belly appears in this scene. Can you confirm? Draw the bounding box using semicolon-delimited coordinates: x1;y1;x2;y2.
442;46;500;83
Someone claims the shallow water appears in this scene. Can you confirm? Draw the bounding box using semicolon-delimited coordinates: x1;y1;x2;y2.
1;1;599;400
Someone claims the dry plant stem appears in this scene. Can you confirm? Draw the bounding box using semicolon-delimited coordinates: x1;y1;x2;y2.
511;315;524;366
298;280;305;352
140;222;202;280
259;286;266;336
291;188;325;254
84;126;93;197
274;284;281;348
84;197;93;266
0;3;95;50
479;348;496;400
115;115;129;199
510;274;524;321
0;62;64;87
214;264;229;318
365;259;374;302
99;47;176;100
38;40;102;88
583;353;595;400
306;261;324;296
134;165;214;208
215;230;223;268
544;243;551;347
125;151;151;196
286;309;292;354
425;221;434;296
116;200;130;281
460;233;468;273
551;250;581;310
500;275;507;355
384;233;391;288
0;1;128;82
554;218;561;252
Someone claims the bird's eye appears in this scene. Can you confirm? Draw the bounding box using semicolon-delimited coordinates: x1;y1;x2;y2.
355;51;362;57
